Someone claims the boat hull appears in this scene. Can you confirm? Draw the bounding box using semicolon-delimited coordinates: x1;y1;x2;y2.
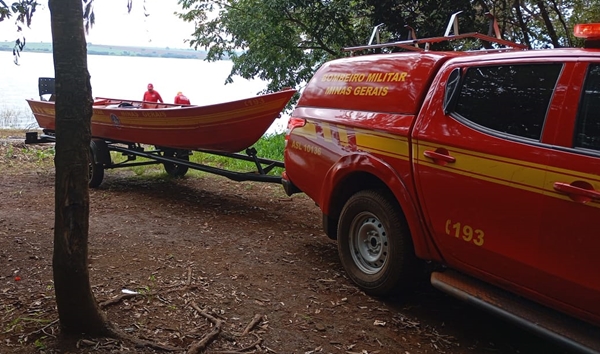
26;89;296;153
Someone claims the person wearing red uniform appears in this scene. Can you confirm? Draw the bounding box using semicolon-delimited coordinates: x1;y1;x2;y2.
142;83;163;108
174;91;191;105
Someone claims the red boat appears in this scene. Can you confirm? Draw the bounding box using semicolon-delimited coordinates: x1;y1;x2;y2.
26;88;296;153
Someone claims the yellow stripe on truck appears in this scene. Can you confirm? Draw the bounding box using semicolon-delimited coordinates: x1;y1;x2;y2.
416;142;600;208
294;125;599;208
356;131;410;161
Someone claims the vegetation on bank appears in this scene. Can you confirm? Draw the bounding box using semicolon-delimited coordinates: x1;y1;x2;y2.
0;107;32;129
192;132;284;173
125;132;285;178
0;41;208;60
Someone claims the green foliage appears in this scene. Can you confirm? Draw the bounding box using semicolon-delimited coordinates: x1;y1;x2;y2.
189;132;285;176
33;336;47;350
34;146;54;162
178;0;374;94
176;0;599;95
364;0;478;41
4;144;14;159
138;285;152;295
4;316;53;334
249;132;285;161
476;0;600;49
83;133;286;179
113;133;286;177
0;0;41;62
0;0;40;26
19;145;55;162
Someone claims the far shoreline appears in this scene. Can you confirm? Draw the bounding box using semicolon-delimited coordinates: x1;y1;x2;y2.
0;41;210;60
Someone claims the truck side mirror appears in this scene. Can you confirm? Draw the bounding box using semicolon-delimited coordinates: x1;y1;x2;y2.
443;68;461;115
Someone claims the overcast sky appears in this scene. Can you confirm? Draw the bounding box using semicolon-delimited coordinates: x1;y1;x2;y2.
0;0;197;48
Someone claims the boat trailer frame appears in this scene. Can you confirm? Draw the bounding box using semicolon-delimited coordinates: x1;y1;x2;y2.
25;131;284;188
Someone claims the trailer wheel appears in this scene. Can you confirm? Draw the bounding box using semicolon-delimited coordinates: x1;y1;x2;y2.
163;149;190;177
88;148;104;188
337;189;416;296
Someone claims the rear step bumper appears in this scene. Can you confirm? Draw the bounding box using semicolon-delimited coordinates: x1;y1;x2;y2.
431;270;600;354
281;171;302;196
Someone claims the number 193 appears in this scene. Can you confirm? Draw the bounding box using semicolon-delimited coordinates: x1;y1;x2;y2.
445;219;485;246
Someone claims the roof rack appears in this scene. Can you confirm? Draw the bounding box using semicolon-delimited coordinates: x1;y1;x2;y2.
343;11;527;55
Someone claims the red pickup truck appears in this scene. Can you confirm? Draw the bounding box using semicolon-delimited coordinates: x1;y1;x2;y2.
282;23;600;352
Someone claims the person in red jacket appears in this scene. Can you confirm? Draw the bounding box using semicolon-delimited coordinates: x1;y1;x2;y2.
142;83;163;108
174;91;191;105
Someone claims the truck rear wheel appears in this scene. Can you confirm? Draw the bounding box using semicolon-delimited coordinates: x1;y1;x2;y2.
337;189;415;296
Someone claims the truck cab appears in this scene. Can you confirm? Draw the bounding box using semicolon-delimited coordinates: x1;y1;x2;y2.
282;21;600;352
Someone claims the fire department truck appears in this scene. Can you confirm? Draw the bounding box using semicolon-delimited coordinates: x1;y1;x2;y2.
282;16;600;353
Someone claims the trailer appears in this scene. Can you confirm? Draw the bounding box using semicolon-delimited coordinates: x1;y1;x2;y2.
25;131;284;188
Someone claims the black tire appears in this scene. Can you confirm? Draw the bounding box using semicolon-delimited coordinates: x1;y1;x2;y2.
88;149;104;188
337;189;416;296
163;149;190;177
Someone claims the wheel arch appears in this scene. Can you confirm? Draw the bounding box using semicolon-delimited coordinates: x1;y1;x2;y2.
320;153;434;260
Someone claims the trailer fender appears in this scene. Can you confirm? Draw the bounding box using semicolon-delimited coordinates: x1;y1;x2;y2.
90;139;110;165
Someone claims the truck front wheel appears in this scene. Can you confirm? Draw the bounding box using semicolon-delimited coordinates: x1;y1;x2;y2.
337;189;416;296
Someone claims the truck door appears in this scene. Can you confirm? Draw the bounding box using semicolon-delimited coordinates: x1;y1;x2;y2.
537;62;600;324
412;62;564;287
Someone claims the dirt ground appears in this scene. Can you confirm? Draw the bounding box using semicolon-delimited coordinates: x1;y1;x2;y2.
0;132;573;354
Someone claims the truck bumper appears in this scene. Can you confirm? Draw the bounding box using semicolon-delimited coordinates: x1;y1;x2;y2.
281;171;302;196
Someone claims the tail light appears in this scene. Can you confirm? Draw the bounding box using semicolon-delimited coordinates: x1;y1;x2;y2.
285;117;306;146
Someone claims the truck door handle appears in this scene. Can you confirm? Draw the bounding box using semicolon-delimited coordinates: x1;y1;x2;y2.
424;148;455;166
553;181;600;204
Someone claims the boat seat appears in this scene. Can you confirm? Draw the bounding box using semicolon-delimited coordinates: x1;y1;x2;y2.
38;77;55;101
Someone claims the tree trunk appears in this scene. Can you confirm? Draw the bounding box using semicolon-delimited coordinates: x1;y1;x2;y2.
49;0;113;336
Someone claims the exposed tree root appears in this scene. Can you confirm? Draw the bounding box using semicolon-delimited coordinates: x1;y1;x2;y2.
99;293;138;308
70;320;180;352
224;333;263;353
92;269;265;353
98;269;197;308
23;319;59;338
187;301;224;354
185;302;265;353
105;326;181;352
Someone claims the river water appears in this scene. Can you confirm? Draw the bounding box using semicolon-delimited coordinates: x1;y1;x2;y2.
0;51;287;134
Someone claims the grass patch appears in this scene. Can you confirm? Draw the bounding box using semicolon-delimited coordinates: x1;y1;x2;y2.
0;129;287;179
0;130;56;172
0;128;32;139
189;133;285;176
